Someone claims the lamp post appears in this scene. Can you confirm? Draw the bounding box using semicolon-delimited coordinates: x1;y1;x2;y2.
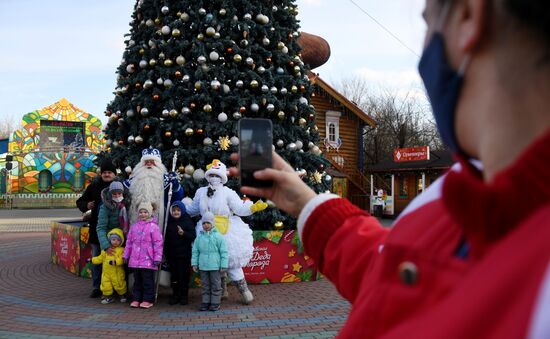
5;154;13;209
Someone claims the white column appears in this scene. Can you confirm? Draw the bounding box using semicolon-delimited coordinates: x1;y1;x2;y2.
370;175;374;213
391;174;395;216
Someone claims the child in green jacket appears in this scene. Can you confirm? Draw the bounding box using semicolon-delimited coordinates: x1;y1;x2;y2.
191;212;228;312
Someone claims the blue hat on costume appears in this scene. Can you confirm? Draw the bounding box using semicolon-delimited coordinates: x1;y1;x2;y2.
141;147;161;162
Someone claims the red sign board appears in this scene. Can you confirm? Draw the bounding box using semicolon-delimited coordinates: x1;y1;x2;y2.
51;222;80;275
243;230;318;284
393;146;430;162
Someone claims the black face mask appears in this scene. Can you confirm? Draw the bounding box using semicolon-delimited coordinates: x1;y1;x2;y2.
418;2;471;156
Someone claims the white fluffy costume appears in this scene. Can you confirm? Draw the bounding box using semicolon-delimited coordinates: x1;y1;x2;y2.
125;147;183;231
186;159;267;304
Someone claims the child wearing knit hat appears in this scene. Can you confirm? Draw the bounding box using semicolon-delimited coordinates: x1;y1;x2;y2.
191;211;228;312
123;201;163;309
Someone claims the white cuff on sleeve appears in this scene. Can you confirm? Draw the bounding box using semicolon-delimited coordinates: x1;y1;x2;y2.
297;193;340;240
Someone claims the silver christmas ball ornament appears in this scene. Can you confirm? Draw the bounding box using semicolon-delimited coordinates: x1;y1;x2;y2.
218;112;228;122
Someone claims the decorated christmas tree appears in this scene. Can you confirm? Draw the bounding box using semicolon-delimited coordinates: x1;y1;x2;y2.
101;0;330;229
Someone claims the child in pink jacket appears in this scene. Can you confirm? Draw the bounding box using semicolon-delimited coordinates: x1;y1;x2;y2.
123;202;163;309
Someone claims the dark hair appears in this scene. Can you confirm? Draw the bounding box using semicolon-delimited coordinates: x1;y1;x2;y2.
504;0;550;39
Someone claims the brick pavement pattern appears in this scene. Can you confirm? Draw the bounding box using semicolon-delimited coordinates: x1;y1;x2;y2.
0;230;350;339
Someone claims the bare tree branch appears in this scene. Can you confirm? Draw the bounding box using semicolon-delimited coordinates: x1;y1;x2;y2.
338;77;444;166
0;115;21;139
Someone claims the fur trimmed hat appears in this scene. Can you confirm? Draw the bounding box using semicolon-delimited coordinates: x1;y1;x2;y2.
140;147;161;163
107;228;124;245
201;211;215;225
138;202;153;215
205;159;228;184
109;181;124;193
100;158;117;174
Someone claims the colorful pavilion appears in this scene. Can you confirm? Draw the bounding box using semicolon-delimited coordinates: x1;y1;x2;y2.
2;98;104;195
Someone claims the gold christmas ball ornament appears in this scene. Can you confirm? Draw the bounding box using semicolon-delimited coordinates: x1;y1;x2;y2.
206;27;216;36
164;59;173;67
139;48;145;55
250;80;259;88
172;29;181;37
203;104;212;113
299;118;307;126
233;54;242;62
277;41;285;49
169;109;178;117
194;81;202;90
185;128;194;136
184;164;195;175
277;111;285;119
149;59;157;66
176;55;186;65
274;221;284;229
291;85;298;93
154;18;161;25
178;165;185;173
165;131;172;137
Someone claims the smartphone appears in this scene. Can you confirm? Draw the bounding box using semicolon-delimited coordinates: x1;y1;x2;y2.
238;118;273;187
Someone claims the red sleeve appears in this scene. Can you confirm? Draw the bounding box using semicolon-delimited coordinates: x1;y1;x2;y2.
302;198;389;302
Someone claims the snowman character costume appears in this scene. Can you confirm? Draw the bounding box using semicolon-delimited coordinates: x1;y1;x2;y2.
186;160;267;304
125;147;183;231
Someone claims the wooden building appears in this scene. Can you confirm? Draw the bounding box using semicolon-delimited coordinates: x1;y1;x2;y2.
309;73;376;209
368;149;454;216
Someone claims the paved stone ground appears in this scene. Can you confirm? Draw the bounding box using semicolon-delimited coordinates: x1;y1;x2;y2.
0;210;352;338
0;209;82;232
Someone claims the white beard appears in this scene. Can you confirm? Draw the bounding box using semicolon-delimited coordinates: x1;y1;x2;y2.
129;160;167;226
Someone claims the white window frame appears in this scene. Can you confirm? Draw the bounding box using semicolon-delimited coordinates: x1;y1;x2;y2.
325;111;341;147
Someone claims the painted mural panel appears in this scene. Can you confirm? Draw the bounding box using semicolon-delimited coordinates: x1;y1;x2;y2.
5;98;104;193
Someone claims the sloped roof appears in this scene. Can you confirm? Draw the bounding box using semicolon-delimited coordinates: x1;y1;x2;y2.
308;73;376;127
368;149;454;172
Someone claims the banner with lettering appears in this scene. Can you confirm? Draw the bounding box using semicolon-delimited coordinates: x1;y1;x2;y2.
51;222;80;275
51;224;320;284
243;230;318;284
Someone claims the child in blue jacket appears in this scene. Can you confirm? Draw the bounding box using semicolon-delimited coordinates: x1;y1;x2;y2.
191;212;228;312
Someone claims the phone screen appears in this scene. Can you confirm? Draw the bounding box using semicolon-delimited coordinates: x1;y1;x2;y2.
238;118;273;187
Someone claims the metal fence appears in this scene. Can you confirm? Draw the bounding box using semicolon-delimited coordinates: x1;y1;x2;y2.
0;193;80;209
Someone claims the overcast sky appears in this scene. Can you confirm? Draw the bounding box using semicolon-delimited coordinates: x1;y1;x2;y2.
0;0;426;126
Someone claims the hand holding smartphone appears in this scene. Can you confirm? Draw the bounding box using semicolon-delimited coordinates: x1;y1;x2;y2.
238;118;273;187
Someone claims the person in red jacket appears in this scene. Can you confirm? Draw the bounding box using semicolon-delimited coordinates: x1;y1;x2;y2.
230;0;550;337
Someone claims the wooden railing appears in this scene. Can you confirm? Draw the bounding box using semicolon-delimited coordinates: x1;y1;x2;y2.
325;155;370;194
